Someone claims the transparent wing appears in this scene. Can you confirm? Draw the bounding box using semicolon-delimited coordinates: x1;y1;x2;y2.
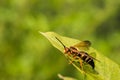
74;40;91;50
89;52;100;62
74;41;100;62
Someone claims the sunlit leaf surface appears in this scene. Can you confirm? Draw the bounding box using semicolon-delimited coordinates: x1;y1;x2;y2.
40;31;120;80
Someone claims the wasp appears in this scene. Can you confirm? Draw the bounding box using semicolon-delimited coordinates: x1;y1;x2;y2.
55;37;99;69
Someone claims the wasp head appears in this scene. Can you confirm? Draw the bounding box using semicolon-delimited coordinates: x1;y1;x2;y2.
64;47;70;53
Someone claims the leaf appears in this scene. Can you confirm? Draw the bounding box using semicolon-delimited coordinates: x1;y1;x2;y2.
58;74;77;80
40;31;120;80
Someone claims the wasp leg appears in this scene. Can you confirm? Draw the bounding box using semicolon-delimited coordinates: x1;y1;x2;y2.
79;59;83;69
67;52;71;56
68;58;75;64
68;55;77;64
79;59;85;72
79;59;86;74
68;58;73;64
73;55;77;59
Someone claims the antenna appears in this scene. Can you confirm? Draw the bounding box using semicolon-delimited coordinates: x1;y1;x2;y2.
55;37;66;48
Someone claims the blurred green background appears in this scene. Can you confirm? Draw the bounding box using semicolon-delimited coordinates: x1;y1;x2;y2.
0;0;120;80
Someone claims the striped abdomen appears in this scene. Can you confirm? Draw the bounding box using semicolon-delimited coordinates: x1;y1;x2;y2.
78;51;95;69
68;47;95;69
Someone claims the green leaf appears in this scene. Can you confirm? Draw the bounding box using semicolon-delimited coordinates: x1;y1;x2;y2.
40;31;120;80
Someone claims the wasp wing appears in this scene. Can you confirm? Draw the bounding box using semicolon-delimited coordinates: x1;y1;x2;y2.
74;40;91;50
74;41;100;62
89;52;100;62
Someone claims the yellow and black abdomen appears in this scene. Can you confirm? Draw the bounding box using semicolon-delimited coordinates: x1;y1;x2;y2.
78;51;95;69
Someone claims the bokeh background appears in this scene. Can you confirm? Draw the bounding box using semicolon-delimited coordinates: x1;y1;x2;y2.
0;0;120;80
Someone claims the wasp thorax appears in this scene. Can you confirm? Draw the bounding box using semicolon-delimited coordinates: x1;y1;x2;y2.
70;46;77;50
